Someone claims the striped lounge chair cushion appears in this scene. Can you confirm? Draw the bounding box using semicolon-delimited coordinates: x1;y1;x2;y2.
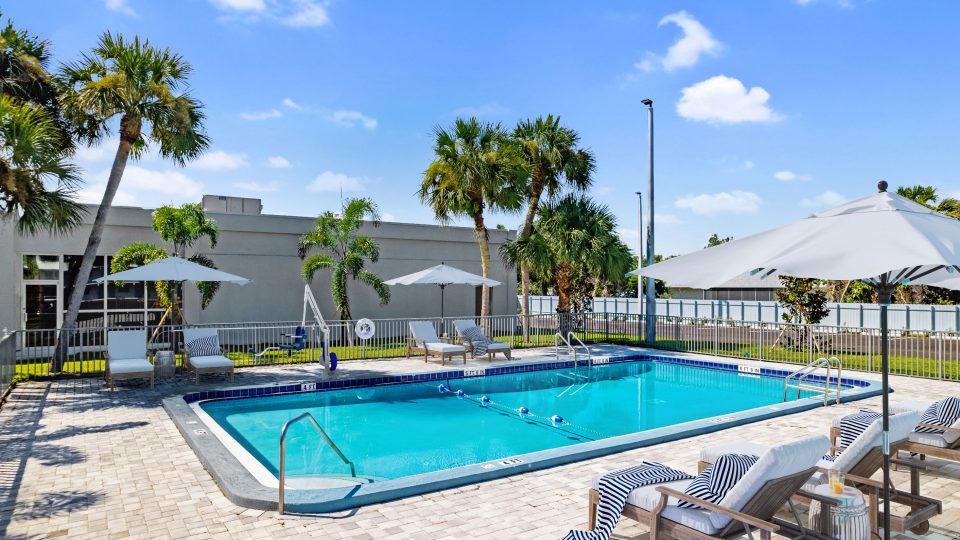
677;453;758;509
186;335;222;358
822;409;880;462
916;397;960;434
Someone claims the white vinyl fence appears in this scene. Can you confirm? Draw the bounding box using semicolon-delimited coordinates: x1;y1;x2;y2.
525;296;960;332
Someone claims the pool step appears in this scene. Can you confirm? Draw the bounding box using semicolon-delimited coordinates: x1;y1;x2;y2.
283;474;381;489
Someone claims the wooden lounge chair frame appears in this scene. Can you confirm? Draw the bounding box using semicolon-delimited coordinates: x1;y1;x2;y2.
899;422;960;462
452;320;512;361
182;328;235;383
828;427;942;534
588;467;817;540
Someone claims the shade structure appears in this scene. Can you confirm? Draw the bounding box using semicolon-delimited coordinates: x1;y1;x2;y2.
384;263;500;319
95;256;250;284
635;182;960;540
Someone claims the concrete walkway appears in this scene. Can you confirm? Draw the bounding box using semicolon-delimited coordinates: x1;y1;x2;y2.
0;348;958;539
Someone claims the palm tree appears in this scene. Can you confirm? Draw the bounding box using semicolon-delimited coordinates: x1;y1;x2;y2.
111;203;221;325
510;116;594;335
0;15;84;234
298;197;390;325
517;194;631;314
419;117;526;317
897;185;960;218
55;32;208;367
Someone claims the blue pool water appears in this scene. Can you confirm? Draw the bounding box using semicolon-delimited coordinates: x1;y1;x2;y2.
199;360;820;481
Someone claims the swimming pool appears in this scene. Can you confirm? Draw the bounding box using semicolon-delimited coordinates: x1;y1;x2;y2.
166;350;882;512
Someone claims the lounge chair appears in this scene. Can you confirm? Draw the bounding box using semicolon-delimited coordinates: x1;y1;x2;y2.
586;436;830;540
453;319;512;361
888;399;960;464
106;329;155;390
182;328;235;383
704;411;939;535
407;321;466;365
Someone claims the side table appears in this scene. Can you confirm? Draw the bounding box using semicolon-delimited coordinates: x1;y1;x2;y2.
808;483;871;540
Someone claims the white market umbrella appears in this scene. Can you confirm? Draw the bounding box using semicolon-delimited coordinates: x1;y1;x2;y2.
95;256;250;284
384;262;500;319
636;182;960;538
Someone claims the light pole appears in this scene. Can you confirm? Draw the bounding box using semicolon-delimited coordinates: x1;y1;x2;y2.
636;191;643;323
642;98;655;343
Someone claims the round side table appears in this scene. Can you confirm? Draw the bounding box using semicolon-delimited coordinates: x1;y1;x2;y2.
808;483;871;540
154;350;176;378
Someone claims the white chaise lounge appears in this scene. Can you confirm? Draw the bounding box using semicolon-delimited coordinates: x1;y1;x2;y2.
106;329;154;390
889;398;960;463
586;436;830;540
407;321;466;365
453;319;512;361
182;328;235;383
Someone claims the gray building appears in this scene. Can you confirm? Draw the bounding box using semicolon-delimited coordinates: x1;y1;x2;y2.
669;271;785;301
1;197;517;333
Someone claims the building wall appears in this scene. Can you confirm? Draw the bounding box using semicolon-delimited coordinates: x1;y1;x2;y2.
2;204;517;330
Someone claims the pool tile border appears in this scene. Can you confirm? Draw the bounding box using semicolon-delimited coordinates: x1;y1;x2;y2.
165;352;882;513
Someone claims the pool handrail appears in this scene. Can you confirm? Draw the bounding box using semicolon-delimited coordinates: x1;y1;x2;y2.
279;411;356;514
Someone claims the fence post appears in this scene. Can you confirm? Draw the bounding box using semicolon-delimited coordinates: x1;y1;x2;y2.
605;312;610;342
860;304;864;328
938;334;943;380
759;323;764;360
714;319;719;352
906;305;911;330
931;305;936;332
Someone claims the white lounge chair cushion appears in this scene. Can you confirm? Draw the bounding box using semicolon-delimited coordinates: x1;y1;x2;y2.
588;477;720;535
409;321;441;346
700;441;770;464
892;400;936;415
484;342;511;351
109;359;153;375
908;431;951;448
714;436;830;530
828;412;919;473
425;343;465;354
189;355;234;369
108;329;147;359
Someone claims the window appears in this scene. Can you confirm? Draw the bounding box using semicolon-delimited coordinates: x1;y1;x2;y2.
22;255;59;280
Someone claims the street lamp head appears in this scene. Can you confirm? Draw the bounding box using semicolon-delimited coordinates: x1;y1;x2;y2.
641;99;653;106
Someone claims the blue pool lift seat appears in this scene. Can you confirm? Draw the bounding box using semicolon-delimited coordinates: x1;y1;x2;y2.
279;326;307;356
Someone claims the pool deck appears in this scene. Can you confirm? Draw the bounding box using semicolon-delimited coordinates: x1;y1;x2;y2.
1;345;958;539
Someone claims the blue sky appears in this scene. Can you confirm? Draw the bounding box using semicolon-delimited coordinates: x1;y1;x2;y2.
9;0;960;254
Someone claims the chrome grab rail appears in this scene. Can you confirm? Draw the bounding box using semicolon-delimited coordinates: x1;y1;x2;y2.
567;332;590;363
278;411;355;514
783;356;842;406
554;332;576;360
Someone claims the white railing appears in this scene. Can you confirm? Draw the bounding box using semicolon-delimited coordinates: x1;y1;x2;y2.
526;295;960;332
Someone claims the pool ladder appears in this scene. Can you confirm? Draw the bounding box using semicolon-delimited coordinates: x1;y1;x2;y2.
278;411;355;514
782;356;842;406
554;331;590;364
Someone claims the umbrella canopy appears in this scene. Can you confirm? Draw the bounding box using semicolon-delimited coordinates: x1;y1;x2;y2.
635;182;960;540
384;263;500;318
95;256;250;284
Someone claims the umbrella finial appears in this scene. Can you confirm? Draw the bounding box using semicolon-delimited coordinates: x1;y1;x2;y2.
878;180;888;192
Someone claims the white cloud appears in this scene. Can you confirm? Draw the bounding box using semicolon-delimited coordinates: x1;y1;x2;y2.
332;110;378;130
451;102;511;117
801;190;847;208
210;0;265;12
676;75;782;125
675;190;761;215
74;142;115;163
240;109;282;121
307;171;369;192
191;150;249;171
267;156;292;169
381;213;396;222
233;180;280;193
744;160;755;169
595;186;613;196
773;170;812;182
77;166;203;207
655;213;684;224
210;0;330;27
283;0;329;27
282;97;304;110
105;0;136;16
794;0;854;7
635;11;721;73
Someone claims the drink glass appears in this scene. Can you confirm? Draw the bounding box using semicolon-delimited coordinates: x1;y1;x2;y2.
828;470;845;494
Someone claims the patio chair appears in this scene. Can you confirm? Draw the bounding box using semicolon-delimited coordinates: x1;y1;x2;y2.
407;321;466;365
585;436;830;540
704;411;940;535
452;319;512;361
106;329;155;390
182;328;235;383
887;399;960;464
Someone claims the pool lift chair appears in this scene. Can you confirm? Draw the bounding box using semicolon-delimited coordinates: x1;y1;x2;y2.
254;285;334;369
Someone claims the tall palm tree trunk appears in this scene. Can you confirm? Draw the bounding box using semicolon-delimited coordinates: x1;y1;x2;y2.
517;175;544;342
555;264;573;335
472;211;492;318
54;116;138;370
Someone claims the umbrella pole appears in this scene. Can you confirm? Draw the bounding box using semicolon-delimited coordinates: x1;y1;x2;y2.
440;284;445;334
878;282;893;540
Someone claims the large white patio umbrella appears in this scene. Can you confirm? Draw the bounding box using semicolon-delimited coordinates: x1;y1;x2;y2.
384;262;500;319
95;256;250;284
636;181;960;538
